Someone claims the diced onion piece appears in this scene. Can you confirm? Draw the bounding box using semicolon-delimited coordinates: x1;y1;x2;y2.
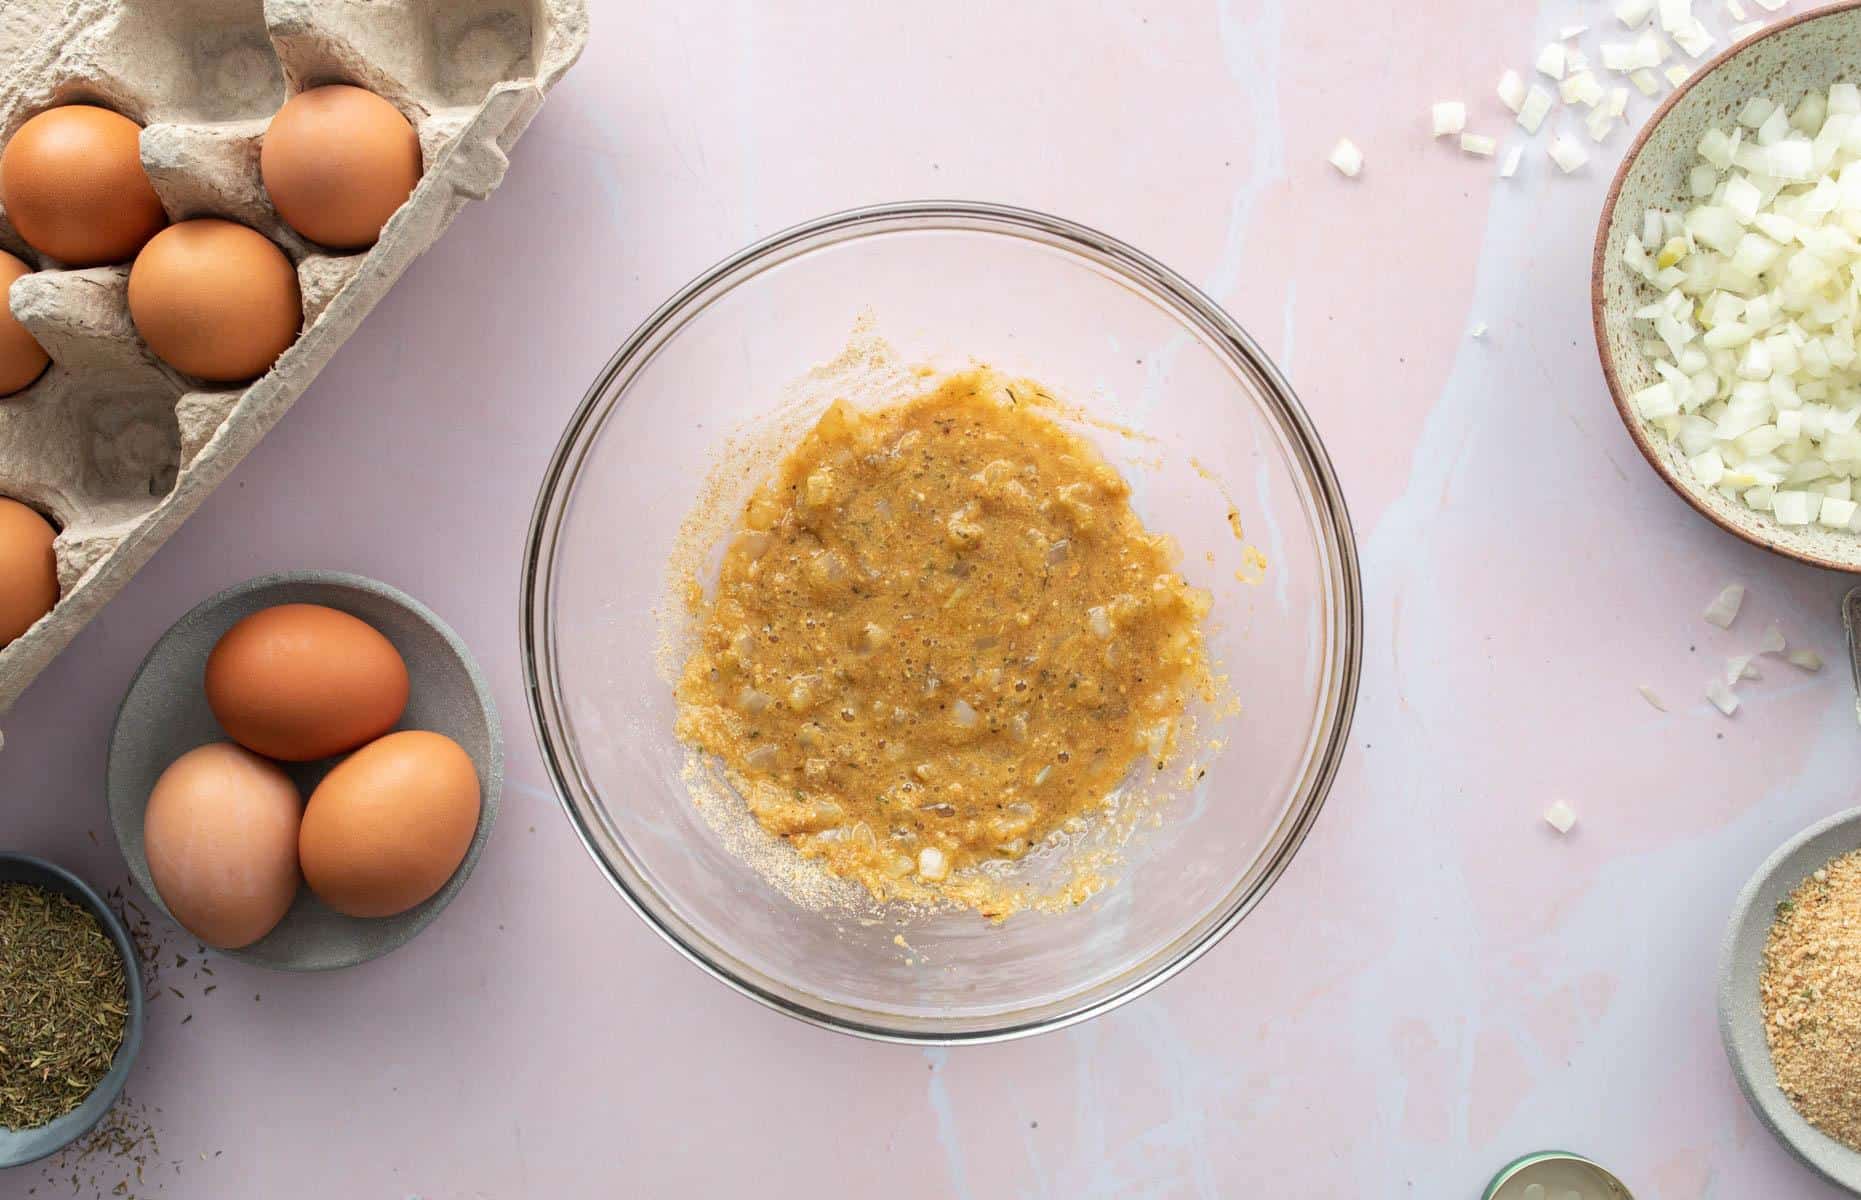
917;847;949;882
1637;684;1667;711
1822;497;1859;527
1670;21;1715;60
1500;146;1523;178
1634;380;1678;417
1518;85;1555;133
1544;801;1578;834
1549;134;1590;173
1563;70;1604;107
1617;0;1656;28
1536;43;1567;81
1704;582;1745;628
1707;680;1741;716
1665;65;1692;87
1631;69;1661;96
1773;490;1816;525
1760;623;1787;654
1788;648;1824;671
1432;101;1467;137
1469;322;1488;338
1738;96;1775;127
1602;33;1665;72
1328;138;1364;177
1498;69;1527;113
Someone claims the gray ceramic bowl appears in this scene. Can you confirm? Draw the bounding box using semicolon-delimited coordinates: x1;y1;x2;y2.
1595;1;1861;573
1720;805;1861;1194
106;571;502;971
0;853;144;1168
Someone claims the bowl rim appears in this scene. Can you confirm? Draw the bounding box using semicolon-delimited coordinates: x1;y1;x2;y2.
520;199;1364;1044
1592;0;1861;574
1718;803;1861;1193
0;852;145;1168
105;568;504;972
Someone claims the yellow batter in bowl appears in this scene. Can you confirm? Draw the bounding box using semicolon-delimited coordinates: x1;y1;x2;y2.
674;368;1214;918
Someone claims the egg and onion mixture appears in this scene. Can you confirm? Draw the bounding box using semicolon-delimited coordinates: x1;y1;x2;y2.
675;370;1214;913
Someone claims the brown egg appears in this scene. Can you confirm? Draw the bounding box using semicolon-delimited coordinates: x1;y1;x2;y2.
205;603;409;762
0;251;48;396
126;219;301;381
0;497;57;645
300;731;480;918
261;85;422;249
143;742;302;950
0;106;166;266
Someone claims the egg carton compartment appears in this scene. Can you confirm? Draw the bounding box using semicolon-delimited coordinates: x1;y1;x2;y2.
0;0;587;712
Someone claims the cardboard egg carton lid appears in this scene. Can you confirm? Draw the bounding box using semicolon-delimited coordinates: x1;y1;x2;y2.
0;0;587;713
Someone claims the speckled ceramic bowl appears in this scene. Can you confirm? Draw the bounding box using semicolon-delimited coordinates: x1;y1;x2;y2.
1720;805;1861;1195
1595;1;1861;572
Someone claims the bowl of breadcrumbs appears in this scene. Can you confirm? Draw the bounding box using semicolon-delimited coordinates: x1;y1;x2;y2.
1723;805;1861;1194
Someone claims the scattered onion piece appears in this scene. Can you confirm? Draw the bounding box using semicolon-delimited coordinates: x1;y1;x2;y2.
1637;684;1668;711
1328;138;1364;177
1760;623;1787;654
1500;145;1523;178
1562;70;1605;107
1707;680;1741;715
1544;801;1578;834
1461;132;1496;157
1518;85;1555;133
1537;43;1568;81
1704;583;1745;629
1498;69;1527;113
1470;322;1488;338
1788;648;1825;672
1617;0;1655;27
1549;134;1590;173
1432;101;1468;137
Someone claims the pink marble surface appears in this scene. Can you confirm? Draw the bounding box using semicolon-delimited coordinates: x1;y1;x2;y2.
1;2;1856;1196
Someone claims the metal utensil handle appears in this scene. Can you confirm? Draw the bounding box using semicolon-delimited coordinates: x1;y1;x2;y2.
1845;587;1861;725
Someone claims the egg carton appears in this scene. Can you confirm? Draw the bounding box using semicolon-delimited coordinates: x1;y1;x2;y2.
0;0;587;712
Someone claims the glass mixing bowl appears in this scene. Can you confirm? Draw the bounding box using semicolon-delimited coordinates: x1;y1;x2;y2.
522;202;1361;1043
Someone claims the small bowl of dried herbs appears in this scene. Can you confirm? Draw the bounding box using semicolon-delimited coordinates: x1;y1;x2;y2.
0;853;144;1168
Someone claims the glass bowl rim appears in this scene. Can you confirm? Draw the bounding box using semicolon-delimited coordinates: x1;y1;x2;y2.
520;199;1364;1044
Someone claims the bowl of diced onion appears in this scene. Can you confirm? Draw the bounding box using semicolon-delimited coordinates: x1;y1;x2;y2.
1596;1;1861;572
